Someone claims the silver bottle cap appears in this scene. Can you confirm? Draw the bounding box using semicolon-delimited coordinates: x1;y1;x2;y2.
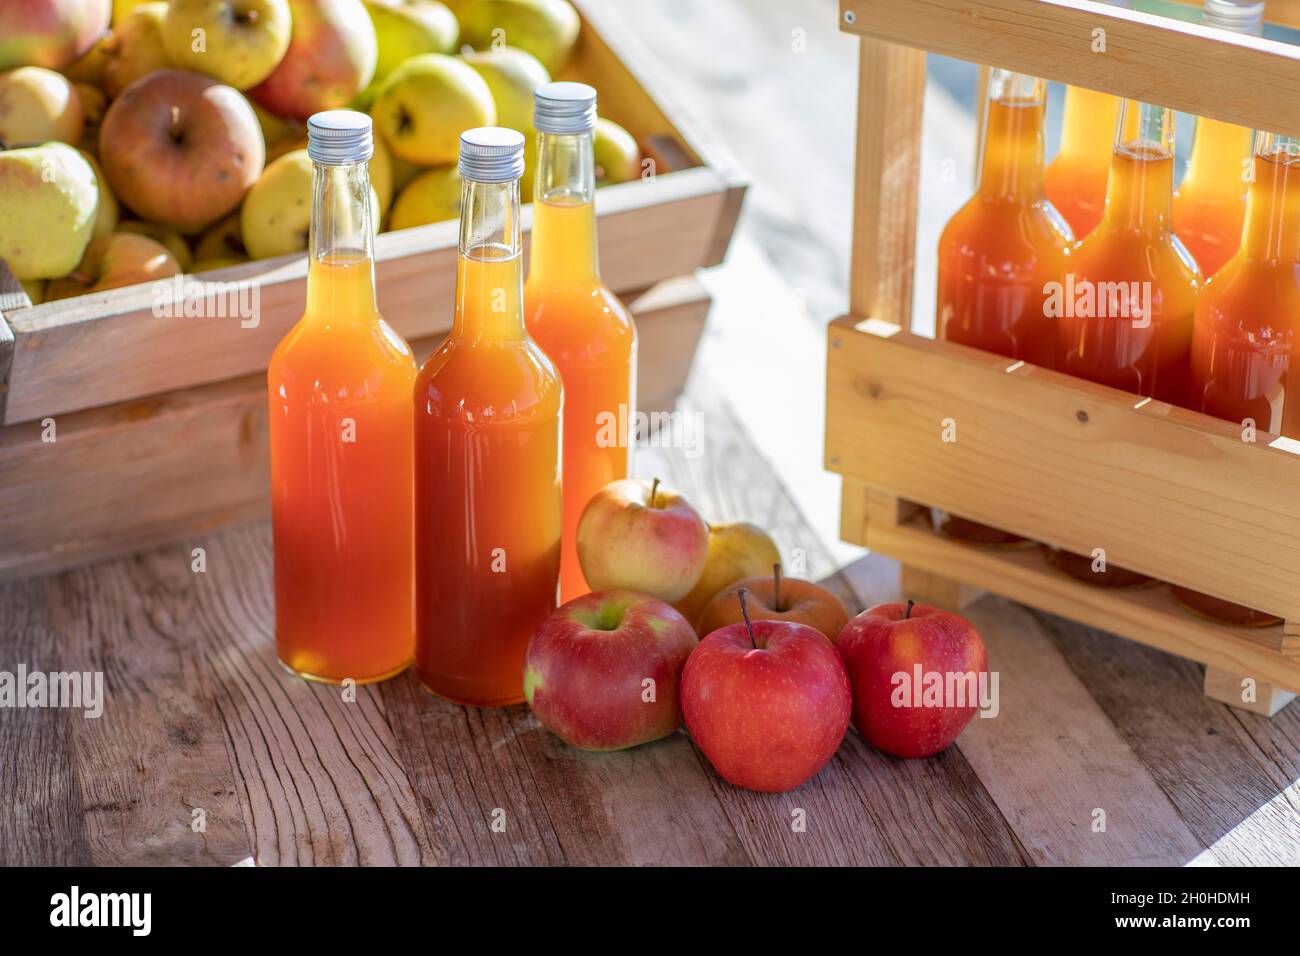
306;110;373;165
1203;0;1265;35
534;81;597;134
458;127;526;183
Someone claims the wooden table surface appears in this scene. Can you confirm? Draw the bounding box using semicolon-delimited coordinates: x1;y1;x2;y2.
3;385;1298;867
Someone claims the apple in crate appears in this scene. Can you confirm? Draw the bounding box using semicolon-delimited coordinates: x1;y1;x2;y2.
250;0;377;119
836;601;988;759
696;563;849;643
99;70;265;233
576;479;709;604
682;589;851;793
523;590;698;751
0;0;111;72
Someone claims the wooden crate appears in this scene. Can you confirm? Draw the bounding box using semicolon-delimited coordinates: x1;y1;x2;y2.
0;0;744;426
0;2;741;580
826;0;1300;715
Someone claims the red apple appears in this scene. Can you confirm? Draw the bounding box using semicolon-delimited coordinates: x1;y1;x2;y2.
0;0;111;72
696;563;849;642
836;600;988;759
576;478;709;604
682;589;851;792
250;0;377;119
524;590;698;751
99;70;265;233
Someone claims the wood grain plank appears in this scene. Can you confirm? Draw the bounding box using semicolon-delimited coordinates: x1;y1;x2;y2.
955;597;1209;864
0;574;92;866
193;524;434;866
839;0;1300;136
55;552;250;865
1034;611;1300;866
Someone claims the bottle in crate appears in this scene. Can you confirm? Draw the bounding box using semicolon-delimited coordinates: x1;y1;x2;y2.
268;111;417;683
1052;99;1202;586
524;82;638;604
1172;0;1265;278
934;69;1073;546
1173;130;1300;626
1043;0;1130;238
414;127;564;707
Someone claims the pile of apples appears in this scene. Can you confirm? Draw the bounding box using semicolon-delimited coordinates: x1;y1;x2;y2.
524;478;991;793
0;0;643;305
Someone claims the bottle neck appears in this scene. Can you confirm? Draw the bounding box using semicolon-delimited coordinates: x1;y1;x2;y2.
1241;134;1300;262
529;129;599;282
1058;86;1120;170
1182;116;1253;193
1102;101;1176;235
977;71;1046;200
306;161;378;324
455;177;526;342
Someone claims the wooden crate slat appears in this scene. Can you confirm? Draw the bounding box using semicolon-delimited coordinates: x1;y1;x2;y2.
0;277;710;581
826;316;1300;622
839;0;1300;137
857;501;1300;694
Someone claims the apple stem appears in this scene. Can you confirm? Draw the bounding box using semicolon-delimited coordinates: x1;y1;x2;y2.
738;587;758;649
773;562;783;612
649;477;660;509
905;599;915;620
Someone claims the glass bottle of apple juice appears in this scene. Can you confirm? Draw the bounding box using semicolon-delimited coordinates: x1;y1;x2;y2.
525;82;638;603
1053;100;1201;586
414;128;564;706
1043;0;1130;239
934;70;1073;546
268;110;417;683
1172;131;1300;626
1172;0;1265;278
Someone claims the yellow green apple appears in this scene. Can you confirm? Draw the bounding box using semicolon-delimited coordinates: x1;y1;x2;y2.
458;0;579;76
370;131;394;223
594;116;640;185
372;53;494;165
0;66;84;145
0;0;111;72
364;0;457;85
113;0;154;25
102;1;171;98
78;147;119;240
389;165;459;230
241;147;380;258
0;141;98;279
163;0;292;91
46;230;180;299
251;0;377;119
99;69;265;233
461;46;549;132
673;522;782;629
